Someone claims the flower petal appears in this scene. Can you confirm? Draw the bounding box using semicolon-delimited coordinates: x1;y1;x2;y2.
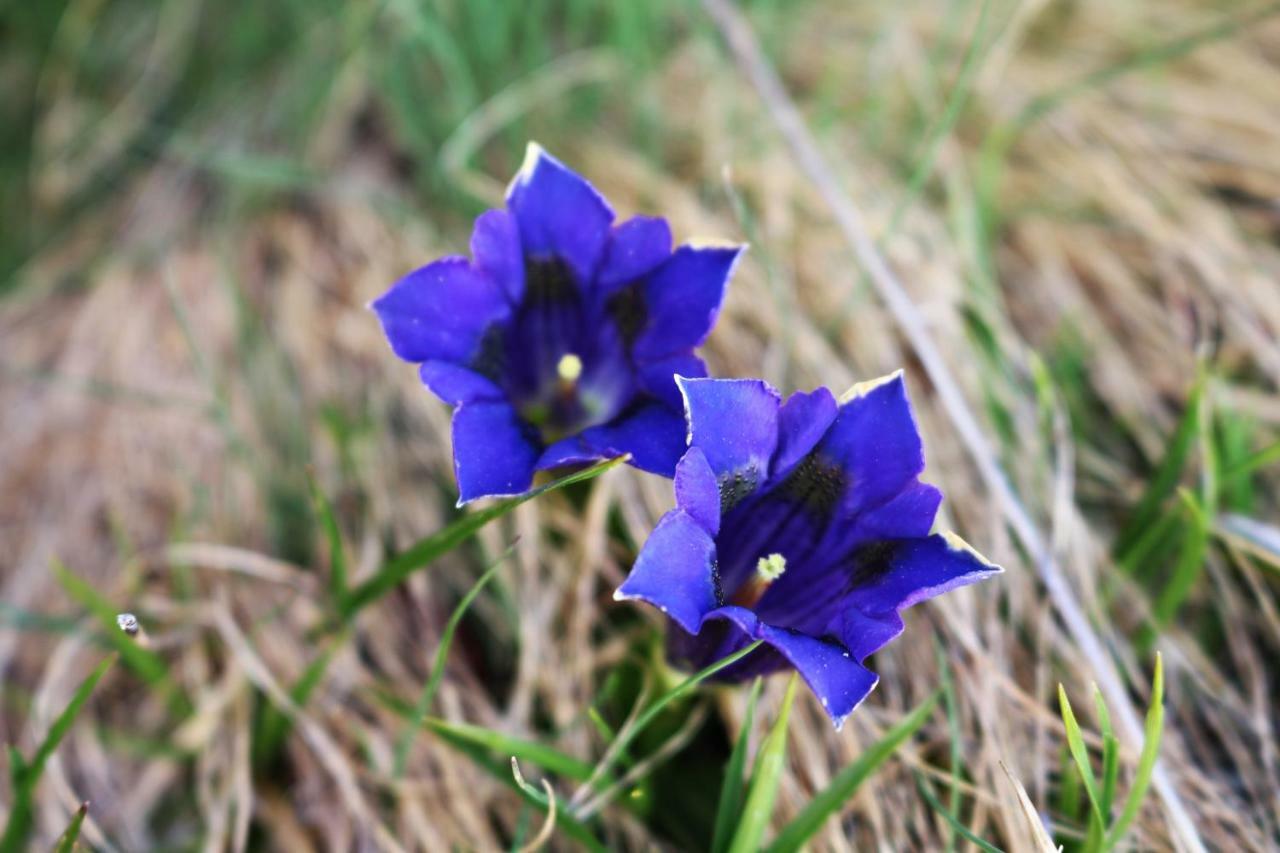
506;143;614;285
616;509;719;634
470;209;525;303
419;361;503;406
637;352;706;410
451;401;540;504
677;377;781;495
709;606;879;728
372;257;510;365
598;216;672;291
832;533;1003;658
534;435;604;471
581;401;687;476
771;387;839;479
818;371;926;514
633;244;744;361
674;447;720;535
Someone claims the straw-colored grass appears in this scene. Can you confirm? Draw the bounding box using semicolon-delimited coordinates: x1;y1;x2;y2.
2;0;1278;849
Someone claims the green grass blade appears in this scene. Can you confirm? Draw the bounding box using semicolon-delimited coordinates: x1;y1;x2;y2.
394;546;513;777
765;691;939;853
53;802;89;853
588;640;766;794
52;561;191;718
711;677;763;853
1152;490;1210;630
339;456;625;618
1093;685;1119;821
307;467;348;605
729;674;798;853
253;628;350;768
1105;654;1165;850
1114;372;1205;560
1058;684;1105;828
423;718;596;783
424;728;605;852
1;657;113;853
915;771;1006;853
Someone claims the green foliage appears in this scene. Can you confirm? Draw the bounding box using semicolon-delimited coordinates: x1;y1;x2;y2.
728;674;798;853
338;456;626;618
765;691;939;853
1;656;113;852
394;546;515;776
711;678;763;853
1055;655;1165;852
52;802;88;853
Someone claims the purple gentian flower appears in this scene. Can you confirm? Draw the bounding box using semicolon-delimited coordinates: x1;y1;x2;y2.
615;373;1002;727
372;143;744;503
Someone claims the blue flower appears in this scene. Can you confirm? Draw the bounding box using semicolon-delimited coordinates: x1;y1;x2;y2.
615;373;1002;727
373;143;744;503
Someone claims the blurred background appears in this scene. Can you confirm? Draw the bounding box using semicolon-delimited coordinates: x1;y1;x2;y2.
2;0;1279;849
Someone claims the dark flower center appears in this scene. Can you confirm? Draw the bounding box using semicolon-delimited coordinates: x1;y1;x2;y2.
476;255;642;446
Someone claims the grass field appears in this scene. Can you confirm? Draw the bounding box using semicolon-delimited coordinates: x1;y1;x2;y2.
3;0;1280;849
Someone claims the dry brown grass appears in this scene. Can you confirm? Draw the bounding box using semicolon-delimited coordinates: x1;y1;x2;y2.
2;0;1279;849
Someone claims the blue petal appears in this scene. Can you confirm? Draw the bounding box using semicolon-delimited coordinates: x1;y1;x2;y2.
854;481;942;542
708;606;879;728
598;216;672;291
674;447;720;535
677;377;780;491
837;607;905;662
372;258;510;364
845;532;1002;616
637;352;706;410
419;361;503;406
506;144;614;285
633;244;744;362
451;401;540;504
771;387;838;479
470;209;524;303
817;372;926;515
581;402;687;476
534;435;604;471
616;510;719;634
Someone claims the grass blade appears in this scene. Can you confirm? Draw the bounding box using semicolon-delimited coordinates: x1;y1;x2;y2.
1058;683;1105;828
394;545;514;777
423;718;596;783
52;802;88;853
765;691;939;853
1;656;113;853
339;456;625;618
307;467;348;605
1105;654;1165;850
729;674;798;853
711;677;763;853
52;561;191;718
1094;686;1119;822
915;771;1006;853
1114;372;1205;561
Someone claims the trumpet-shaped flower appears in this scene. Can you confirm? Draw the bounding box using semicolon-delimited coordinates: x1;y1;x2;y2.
615;373;1001;727
373;144;743;502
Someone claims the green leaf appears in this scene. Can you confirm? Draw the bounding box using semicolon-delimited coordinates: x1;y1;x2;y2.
586;640;765;794
915;772;1006;853
765;691;939;853
1059;683;1105;828
52;561;191;718
53;802;89;853
1;657;113;853
1114;371;1205;561
254;628;350;768
1105;654;1165;850
394;546;513;777
1094;686;1119;822
424;727;605;852
339;456;625;618
729;674;798;853
307;467;348;605
711;677;763;853
423;718;596;783
1151;490;1210;630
